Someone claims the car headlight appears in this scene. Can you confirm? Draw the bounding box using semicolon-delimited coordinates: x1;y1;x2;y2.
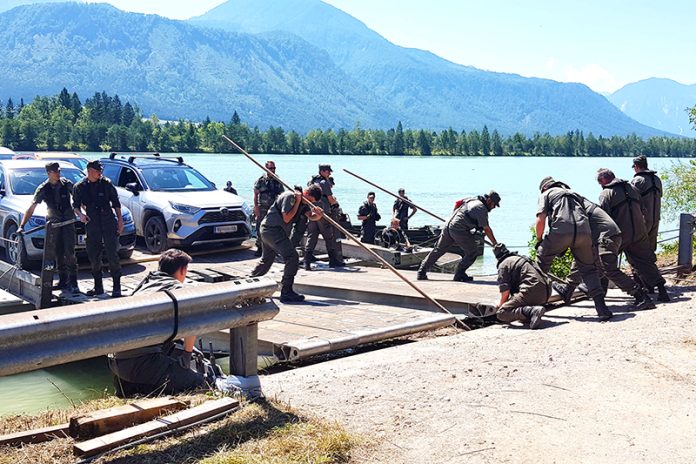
169;202;201;215
122;210;133;224
27;216;46;228
241;201;252;218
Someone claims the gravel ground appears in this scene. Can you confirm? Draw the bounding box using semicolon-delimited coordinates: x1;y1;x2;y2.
263;281;696;463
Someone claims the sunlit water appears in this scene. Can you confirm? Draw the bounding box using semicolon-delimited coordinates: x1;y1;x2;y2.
0;154;687;416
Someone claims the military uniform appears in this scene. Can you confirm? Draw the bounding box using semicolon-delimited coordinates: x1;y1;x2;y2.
251;191;309;302
393;197;413;230
496;249;549;328
31;178;77;288
358;201;381;244
253;174;284;255
304;174;342;267
598;178;666;296
72;176;122;295
418;196;488;281
631;169;662;251
108;272;206;396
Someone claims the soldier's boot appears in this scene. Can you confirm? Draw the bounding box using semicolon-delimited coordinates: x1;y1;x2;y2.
68;274;81;294
656;283;670;303
111;274;122;298
279;277;305;303
328;250;345;268
632;288;656;311
57;273;69;291
416;268;428;280
592;295;613;321
303;254;314;271
86;274;104;296
521;306;546;330
452;268;474;282
551;281;575;305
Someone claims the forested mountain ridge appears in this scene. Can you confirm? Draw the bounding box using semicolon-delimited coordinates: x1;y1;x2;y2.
609;78;696;137
0;3;395;132
192;0;665;137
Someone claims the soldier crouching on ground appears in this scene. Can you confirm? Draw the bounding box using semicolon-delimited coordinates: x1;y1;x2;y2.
494;243;548;329
108;249;207;396
251;185;324;302
381;217;413;251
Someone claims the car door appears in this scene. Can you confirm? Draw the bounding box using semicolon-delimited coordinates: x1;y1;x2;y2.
0;167;11;244
115;167;146;234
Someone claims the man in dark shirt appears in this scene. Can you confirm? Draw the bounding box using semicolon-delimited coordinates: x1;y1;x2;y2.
73;160;124;297
253;161;284;257
358;191;381;244
304;164;344;269
393;188;417;231
251;185;324;302
223;181;238;195
381;217;412;251
630;155;662;252
18;162;78;292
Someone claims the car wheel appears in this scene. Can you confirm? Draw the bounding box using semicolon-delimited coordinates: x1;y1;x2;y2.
118;248;134;260
144;215;168;254
5;223;30;269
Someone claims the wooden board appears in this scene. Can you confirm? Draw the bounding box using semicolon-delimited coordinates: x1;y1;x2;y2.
73;397;239;457
311;237;430;268
0;423;69;446
69;397;189;439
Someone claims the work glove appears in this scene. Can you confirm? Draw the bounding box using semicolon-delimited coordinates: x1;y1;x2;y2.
535;240;543;250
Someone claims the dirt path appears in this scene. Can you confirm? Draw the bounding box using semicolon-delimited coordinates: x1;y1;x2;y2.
263;283;696;463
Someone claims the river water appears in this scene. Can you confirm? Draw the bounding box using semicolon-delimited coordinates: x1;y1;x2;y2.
0;154;686;416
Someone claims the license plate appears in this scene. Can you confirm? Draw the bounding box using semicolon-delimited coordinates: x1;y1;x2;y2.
214;225;237;234
77;234;86;245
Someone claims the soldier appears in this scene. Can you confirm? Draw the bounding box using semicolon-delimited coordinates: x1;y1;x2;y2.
357;191;381;244
17;162;79;293
494;243;548;329
251;185;324;302
73;160;124;297
223;181;238;195
253;160;284;257
381;217;412;251
630;155;662;252
108;249;207;396
303;164;344;269
552;196;656;311
596;168;669;302
535;177;612;320
417;191;500;282
393;188;417;231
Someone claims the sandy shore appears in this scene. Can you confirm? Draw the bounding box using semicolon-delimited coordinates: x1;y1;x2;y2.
263;281;696;463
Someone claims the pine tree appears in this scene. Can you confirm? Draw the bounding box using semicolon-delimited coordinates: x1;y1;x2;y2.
392;121;404;155
6;99;15;119
481;125;491;155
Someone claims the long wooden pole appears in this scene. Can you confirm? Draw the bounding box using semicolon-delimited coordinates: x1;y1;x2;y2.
222;135;470;331
343;168;447;222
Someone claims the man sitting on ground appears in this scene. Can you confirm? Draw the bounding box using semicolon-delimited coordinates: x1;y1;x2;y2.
108;249;207;396
381;217;413;252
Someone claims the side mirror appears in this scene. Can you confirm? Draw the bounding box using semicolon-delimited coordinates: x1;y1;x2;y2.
125;182;141;195
0;187;5;196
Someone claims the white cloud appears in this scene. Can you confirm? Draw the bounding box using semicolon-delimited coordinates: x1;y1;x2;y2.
561;63;623;93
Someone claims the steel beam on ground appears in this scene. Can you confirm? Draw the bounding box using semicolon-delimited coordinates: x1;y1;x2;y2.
0;277;278;377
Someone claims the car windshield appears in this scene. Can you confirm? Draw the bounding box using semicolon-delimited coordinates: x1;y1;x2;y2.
140;166;215;192
9;168;84;195
50;157;88;171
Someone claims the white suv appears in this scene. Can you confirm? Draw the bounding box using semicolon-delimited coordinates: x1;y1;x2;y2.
99;154;252;253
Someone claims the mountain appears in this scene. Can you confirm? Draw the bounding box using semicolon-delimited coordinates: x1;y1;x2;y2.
0;3;395;131
0;0;79;14
609;78;696;136
191;0;665;137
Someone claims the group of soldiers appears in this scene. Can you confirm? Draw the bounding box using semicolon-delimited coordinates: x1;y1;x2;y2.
18;160;124;297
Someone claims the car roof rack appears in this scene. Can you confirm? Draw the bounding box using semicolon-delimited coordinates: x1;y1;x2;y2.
108;152;184;165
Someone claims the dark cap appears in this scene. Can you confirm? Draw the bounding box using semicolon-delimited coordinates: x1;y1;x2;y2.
493;243;511;261
86;160;103;171
487;190;501;206
633;155;648;168
45;162;60;172
318;164;333;172
539;176;555;192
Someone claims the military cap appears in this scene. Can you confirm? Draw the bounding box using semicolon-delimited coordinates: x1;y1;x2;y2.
86;160;103;171
45;161;60;172
487;190;501;206
318;164;333;172
539;176;555;192
633;155;648;168
493;243;511;261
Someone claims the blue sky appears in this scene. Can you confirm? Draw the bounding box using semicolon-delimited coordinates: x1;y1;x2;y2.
84;0;695;93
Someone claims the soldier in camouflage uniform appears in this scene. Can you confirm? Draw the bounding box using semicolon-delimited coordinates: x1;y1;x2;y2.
630;155;662;252
304;164;344;269
253;160;284;257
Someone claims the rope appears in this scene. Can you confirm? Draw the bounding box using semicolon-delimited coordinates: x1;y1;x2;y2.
657;235;679;244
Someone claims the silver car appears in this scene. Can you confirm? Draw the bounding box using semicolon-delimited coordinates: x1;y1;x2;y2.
0;160;136;267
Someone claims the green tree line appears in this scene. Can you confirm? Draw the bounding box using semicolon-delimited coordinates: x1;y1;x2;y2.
1;89;695;157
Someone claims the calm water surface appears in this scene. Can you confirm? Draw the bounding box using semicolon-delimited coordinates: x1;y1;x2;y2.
0;154;686;416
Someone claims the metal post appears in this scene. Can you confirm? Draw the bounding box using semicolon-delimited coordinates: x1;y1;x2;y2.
678;213;695;270
229;324;258;377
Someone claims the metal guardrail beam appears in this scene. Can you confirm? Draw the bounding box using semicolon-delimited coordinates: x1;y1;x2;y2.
0;277;279;377
678;213;695;270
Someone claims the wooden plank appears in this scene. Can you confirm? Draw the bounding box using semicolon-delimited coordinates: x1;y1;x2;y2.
73;397;239;457
69;397;189;439
0;423;69;446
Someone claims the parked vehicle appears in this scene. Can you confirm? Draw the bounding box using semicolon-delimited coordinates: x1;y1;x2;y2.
0;147;17;160
13;152;89;171
99;153;252;253
0;160;136;267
